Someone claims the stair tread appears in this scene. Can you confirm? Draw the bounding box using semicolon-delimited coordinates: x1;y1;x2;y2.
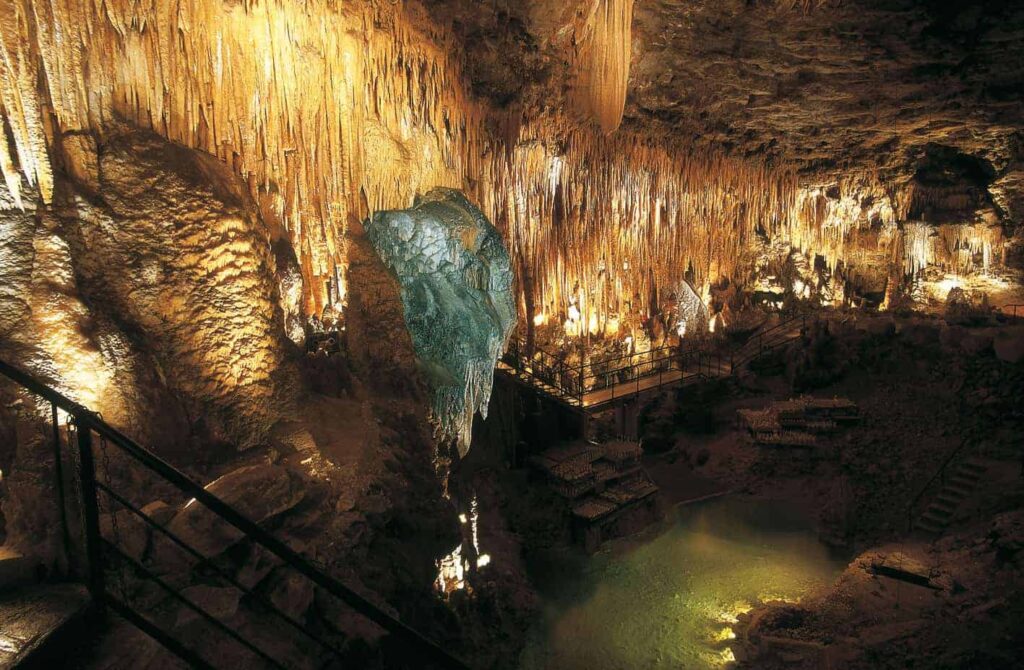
0;583;91;669
921;512;950;526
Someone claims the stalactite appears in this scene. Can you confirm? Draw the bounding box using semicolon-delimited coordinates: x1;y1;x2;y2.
573;0;635;134
0;0;799;343
0;0;1003;354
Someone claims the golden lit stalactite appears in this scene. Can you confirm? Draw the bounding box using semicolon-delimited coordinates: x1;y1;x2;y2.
1;0;492;317
573;0;636;134
0;0;53;202
493;120;795;337
5;0;1003;353
0;0;801;342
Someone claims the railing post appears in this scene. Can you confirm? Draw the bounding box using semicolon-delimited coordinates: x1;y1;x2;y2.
51;403;73;573
76;418;105;602
579;360;584;407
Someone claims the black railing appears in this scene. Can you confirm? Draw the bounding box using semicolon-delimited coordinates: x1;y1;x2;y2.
730;313;810;370
0;358;468;670
500;314;816;409
501;338;734;409
906;438;970;533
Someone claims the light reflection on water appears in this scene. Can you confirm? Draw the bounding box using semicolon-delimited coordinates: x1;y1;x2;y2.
518;498;845;670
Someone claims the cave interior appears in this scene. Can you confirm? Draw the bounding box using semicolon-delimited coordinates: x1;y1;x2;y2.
0;0;1023;668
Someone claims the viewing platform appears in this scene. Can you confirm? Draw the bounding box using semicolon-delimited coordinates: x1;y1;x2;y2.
497;313;813;414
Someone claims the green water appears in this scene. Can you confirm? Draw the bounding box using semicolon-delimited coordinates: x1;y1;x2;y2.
518;498;844;670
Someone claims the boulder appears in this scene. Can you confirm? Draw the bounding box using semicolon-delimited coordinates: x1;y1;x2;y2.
960;329;994;355
140;500;176;527
101;509;150;563
862;317;896;336
233;543;283;590
163;465;304;561
262;568;315;620
993;326;1024;364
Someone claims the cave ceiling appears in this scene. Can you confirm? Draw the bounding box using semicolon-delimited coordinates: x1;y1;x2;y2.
425;0;1024;181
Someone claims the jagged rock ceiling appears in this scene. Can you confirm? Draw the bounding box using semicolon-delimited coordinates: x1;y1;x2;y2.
427;0;1024;179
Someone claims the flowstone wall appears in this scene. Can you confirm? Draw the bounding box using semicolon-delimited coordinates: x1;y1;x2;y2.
365;188;516;455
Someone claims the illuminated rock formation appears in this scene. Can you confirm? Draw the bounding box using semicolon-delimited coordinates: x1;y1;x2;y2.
365;189;516;454
0;0;796;337
0;0;1019;381
57;127;295;447
573;0;636;134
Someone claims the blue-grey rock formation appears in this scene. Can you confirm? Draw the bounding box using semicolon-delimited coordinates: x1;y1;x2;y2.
365;188;516;455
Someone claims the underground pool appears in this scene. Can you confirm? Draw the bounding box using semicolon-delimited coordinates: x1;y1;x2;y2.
518;497;847;669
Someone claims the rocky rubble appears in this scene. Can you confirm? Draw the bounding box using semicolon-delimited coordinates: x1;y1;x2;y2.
733;510;1024;669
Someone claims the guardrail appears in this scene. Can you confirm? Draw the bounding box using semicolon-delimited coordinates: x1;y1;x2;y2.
0;358;468;670
500;313;815;411
906;438;969;533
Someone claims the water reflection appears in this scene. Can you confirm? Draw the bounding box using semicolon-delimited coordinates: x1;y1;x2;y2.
519;498;845;669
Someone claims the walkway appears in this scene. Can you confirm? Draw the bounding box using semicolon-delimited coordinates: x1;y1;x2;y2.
497;313;812;414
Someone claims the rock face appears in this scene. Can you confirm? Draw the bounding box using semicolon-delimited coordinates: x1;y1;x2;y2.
628;1;1024;176
55;127;296;448
365;188;516;455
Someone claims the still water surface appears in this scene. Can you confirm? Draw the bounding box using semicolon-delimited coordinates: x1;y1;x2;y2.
519;498;845;669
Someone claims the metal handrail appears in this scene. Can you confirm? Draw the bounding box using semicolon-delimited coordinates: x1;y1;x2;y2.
103;540;288;670
499;313;813;409
0;358;468;670
906;439;970;532
96;482;346;660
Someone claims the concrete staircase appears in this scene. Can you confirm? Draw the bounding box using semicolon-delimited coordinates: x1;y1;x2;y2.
0;549;93;669
916;458;990;535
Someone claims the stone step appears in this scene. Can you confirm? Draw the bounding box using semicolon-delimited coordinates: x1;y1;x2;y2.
946;478;978;492
0;583;92;668
920;511;951;528
949;469;981;483
944;482;974;497
929;500;957;515
916;518;944;534
959;460;989;475
936;491;965;506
